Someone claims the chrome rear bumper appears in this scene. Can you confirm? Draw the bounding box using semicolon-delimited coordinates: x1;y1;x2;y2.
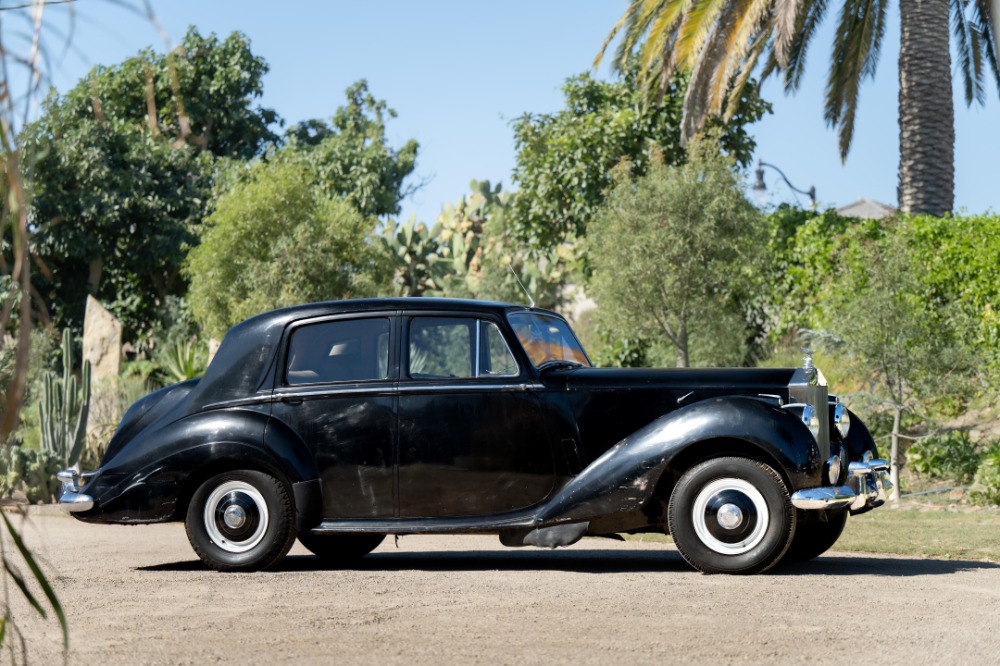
790;458;891;513
57;469;96;513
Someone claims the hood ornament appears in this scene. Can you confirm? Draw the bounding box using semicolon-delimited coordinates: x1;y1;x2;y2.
802;348;815;370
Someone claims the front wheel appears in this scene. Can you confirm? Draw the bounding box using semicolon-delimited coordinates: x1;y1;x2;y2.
185;470;297;572
668;457;796;574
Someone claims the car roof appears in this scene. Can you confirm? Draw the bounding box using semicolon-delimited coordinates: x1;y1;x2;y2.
188;298;559;409
239;297;548;325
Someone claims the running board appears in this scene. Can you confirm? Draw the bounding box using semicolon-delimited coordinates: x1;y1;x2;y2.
311;515;537;535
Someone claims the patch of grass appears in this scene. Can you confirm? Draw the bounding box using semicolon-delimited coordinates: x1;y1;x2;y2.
838;507;1000;562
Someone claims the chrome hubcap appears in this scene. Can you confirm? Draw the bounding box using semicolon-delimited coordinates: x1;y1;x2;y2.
716;503;744;529
223;505;247;529
203;480;269;554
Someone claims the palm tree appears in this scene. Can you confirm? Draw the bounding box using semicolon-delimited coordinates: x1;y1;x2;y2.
597;0;999;216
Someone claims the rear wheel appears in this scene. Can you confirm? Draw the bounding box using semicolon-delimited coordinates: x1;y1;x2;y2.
297;532;385;564
784;509;848;562
185;470;297;572
668;457;796;574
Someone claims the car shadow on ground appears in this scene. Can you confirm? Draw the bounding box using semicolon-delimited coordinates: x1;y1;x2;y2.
772;554;1000;577
139;549;690;574
137;548;1000;576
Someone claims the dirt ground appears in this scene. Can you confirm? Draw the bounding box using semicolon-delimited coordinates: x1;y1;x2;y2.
7;508;1000;665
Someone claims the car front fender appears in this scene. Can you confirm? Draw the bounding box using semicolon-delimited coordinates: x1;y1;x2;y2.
534;396;821;525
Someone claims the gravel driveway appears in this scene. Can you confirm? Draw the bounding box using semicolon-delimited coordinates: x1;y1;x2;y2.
9;510;1000;665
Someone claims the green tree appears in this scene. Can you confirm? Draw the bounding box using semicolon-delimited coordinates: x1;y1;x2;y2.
284;80;419;218
598;1;1000;217
510;66;768;250
25;117;212;337
186;159;393;339
588;140;766;368
24;28;278;337
821;227;975;499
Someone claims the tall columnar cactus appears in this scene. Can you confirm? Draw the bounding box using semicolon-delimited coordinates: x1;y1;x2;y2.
38;328;91;467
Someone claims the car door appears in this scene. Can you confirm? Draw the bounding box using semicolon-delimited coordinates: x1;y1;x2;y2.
269;314;398;519
396;312;557;518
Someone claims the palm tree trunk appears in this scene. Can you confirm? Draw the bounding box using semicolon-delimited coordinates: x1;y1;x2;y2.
898;0;954;216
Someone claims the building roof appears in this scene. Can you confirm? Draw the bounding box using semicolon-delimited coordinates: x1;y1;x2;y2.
836;197;897;220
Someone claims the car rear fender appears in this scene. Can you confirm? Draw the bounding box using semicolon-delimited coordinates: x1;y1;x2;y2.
80;409;319;527
534;396;821;525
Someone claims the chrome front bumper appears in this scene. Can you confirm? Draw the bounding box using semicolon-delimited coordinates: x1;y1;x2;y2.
57;469;97;513
790;458;891;513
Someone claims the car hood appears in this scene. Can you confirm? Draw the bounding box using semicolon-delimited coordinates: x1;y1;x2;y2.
543;366;799;394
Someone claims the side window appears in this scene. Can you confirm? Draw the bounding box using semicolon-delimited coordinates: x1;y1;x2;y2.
481;322;519;376
286;318;391;385
408;318;474;378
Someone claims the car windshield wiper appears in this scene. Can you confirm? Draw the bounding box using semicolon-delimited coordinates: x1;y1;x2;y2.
537;360;586;372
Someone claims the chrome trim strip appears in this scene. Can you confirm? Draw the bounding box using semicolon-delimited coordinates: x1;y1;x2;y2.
790;485;856;510
202;394;276;410
396;383;545;394
210;382;550;408
475;319;481;377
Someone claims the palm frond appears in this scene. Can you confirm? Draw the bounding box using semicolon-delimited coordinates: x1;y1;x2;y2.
681;2;742;141
782;0;830;92
970;0;1000;95
952;0;986;105
637;0;688;79
773;0;806;66
824;0;889;160
726;30;771;118
675;0;730;67
597;0;663;71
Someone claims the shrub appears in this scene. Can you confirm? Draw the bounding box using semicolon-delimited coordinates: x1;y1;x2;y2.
906;431;980;483
970;443;1000;506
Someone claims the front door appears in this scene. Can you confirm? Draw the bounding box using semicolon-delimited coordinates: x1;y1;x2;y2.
396;314;557;518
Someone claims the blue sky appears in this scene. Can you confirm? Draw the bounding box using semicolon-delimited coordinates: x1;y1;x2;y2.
27;1;1000;221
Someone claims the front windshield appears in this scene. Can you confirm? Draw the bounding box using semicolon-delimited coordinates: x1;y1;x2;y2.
508;312;591;368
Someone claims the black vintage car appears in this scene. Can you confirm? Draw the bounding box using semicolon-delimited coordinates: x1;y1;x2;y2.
59;298;890;574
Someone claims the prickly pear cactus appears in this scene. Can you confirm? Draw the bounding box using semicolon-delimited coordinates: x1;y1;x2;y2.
383;216;447;296
0;445;61;503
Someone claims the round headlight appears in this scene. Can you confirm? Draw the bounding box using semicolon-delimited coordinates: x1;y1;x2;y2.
833;403;851;438
802;404;821;439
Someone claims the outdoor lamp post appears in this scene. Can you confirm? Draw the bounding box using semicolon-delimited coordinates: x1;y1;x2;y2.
753;160;817;210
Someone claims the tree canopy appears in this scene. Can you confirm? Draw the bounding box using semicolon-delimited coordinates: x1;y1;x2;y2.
186;159;393;339
284;80;419;218
510;66;768;250
24;28;278;337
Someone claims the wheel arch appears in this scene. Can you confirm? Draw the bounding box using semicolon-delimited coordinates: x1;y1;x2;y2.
650;436;793;508
172;451;298;522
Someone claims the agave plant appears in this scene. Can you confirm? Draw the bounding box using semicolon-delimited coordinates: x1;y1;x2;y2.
159;340;209;384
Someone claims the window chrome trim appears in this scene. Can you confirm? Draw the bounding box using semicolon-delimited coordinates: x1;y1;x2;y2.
475;319;481;378
481;320;520;378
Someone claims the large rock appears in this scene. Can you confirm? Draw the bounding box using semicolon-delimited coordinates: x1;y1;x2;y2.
83;296;123;454
83;296;122;382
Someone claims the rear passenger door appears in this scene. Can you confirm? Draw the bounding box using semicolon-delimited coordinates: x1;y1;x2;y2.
270;314;397;519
